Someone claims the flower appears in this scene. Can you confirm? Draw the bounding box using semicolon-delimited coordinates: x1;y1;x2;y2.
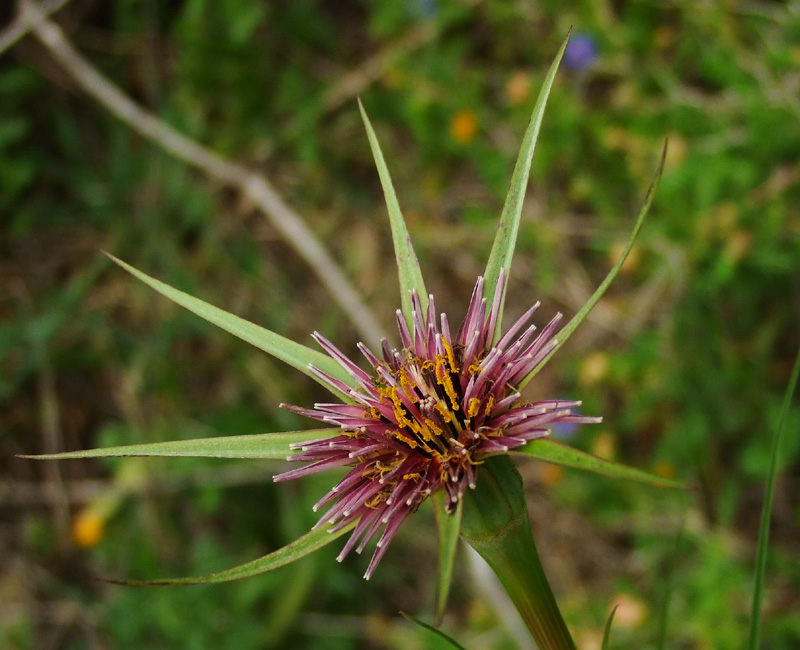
563;33;597;72
274;269;600;578
450;109;479;144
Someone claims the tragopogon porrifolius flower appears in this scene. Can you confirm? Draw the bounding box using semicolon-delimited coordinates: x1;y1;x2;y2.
276;270;599;578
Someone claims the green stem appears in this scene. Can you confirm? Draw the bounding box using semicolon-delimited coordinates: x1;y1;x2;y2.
461;456;576;650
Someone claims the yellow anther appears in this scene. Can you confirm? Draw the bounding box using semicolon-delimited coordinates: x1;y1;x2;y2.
434;355;446;383
424;418;443;437
394;407;414;430
393;430;418;449
484;395;495;416
365;492;389;509
403;472;421;481
442;337;459;373
468;363;483;375
399;368;419;402
467;398;481;418
377;386;394;404
434;401;453;422
439;371;460;412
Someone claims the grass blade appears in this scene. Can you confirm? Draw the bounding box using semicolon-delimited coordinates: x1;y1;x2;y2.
358;99;428;323
601;605;619;650
482;29;571;340
513;438;683;488
106;254;357;395
747;343;800;648
656;505;686;649
400;613;470;650
19;429;333;460
518;140;668;390
103;521;356;585
433;492;463;624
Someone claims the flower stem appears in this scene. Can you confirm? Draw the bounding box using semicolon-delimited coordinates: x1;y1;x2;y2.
461;456;576;650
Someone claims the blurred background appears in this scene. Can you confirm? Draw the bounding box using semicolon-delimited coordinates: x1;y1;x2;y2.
2;1;799;648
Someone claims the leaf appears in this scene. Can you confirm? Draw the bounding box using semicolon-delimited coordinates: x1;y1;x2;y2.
106;254;357;396
656;508;686;650
19;429;333;460
748;343;800;649
103;521;356;586
482;29;571;341
518;139;668;390
514;438;683;488
601;605;619;650
400;613;470;650
432;491;462;625
358;99;428;324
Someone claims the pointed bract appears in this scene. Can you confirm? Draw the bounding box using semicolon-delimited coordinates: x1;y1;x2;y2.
358;99;428;325
19;430;333;460
514;438;683;488
483;29;572;343
104;522;356;586
106;254;357;397
518;139;668;390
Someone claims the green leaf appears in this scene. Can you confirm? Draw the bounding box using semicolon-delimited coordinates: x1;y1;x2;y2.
482;29;571;341
601;605;619;650
104;521;357;586
513;438;683;488
358;99;428;324
19;429;333;460
518;140;668;390
432;491;462;625
748;343;800;649
400;613;470;650
656;508;686;650
106;254;356;396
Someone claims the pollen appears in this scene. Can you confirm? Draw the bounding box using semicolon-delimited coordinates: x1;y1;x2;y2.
393;429;418;449
442;337;458;373
436;367;460;412
484;395;495;416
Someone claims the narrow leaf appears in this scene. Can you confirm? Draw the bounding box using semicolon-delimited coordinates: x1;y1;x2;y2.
19;429;334;461
656;507;686;650
514;438;683;488
433;491;462;624
518;140;668;390
483;29;571;340
748;343;800;649
601;605;619;650
104;521;356;585
400;613;470;650
358;99;428;323
106;254;357;395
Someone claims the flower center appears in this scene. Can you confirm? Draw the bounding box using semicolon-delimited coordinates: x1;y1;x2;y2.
362;341;500;510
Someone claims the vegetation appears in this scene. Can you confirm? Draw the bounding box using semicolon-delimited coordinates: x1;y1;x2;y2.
3;1;798;648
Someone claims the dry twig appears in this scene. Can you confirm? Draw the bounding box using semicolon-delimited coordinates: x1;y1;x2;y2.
26;4;384;344
0;0;70;56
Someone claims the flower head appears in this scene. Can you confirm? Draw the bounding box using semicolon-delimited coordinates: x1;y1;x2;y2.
275;269;600;578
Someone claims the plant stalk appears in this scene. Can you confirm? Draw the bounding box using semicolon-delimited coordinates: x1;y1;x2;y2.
461;456;576;650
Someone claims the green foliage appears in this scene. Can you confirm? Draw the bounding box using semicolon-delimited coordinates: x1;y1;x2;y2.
3;1;799;648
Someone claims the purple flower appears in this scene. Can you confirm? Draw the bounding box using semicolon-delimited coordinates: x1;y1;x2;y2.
274;269;600;578
563;33;597;72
